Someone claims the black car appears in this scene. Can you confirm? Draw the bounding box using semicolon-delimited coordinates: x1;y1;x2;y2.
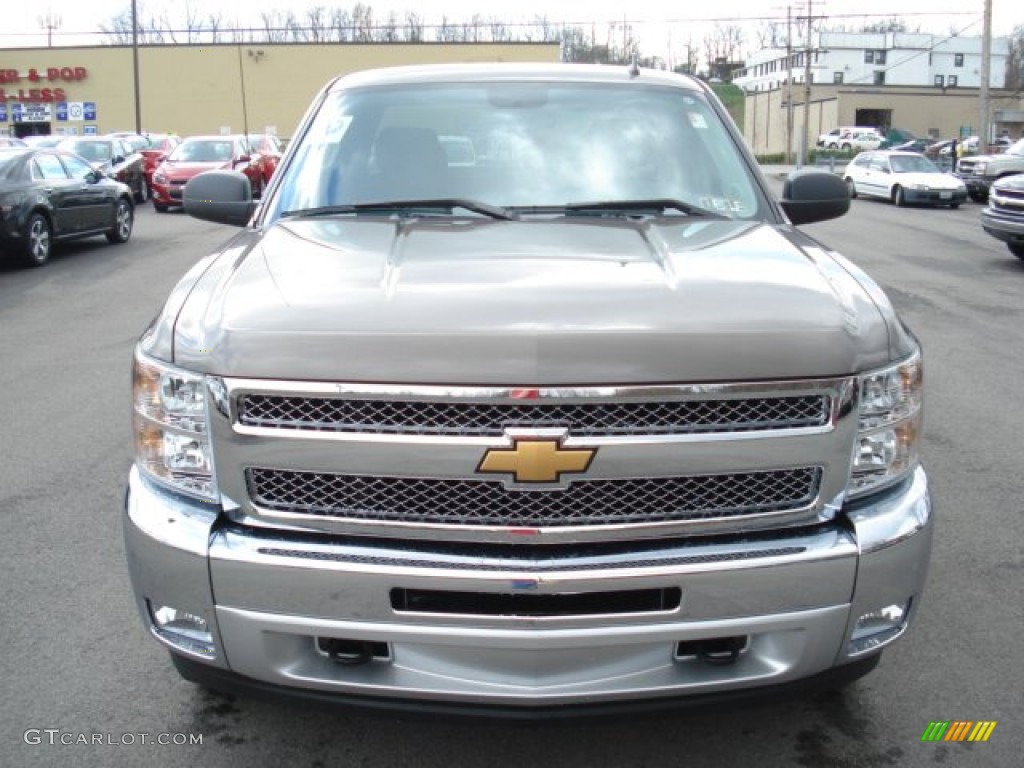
0;148;134;267
56;137;149;204
981;173;1024;260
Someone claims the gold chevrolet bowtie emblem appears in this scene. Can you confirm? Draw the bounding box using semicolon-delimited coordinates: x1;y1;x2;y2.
477;439;596;484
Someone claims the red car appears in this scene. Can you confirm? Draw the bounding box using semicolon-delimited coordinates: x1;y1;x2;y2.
150;135;263;212
246;133;283;182
137;133;180;195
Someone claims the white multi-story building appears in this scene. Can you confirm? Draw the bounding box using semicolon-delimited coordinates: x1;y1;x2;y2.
733;32;1009;92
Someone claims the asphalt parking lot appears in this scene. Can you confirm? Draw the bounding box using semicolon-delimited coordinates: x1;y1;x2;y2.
0;194;1021;767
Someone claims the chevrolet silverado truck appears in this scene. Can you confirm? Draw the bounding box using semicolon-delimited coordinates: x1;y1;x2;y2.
956;137;1024;202
981;173;1024;259
125;63;932;716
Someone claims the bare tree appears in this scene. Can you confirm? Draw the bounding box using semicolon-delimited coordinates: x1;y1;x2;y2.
376;11;399;43
1007;24;1024;93
328;7;352;42
99;10;134;45
436;15;459;43
306;6;327;43
351;3;374;42
260;11;286;43
403;11;424;43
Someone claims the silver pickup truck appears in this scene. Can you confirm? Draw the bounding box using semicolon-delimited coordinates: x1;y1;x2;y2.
125;63;932;716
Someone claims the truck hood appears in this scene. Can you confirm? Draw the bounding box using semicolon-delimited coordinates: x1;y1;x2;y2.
171;216;894;384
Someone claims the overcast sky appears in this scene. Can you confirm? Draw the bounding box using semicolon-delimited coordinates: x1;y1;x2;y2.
3;0;1018;60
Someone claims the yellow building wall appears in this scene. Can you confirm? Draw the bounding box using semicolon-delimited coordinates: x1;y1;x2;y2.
0;43;561;138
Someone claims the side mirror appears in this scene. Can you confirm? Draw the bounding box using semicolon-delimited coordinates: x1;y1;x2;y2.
112;155;125;165
234;154;251;165
780;170;850;225
184;170;255;227
87;170;102;184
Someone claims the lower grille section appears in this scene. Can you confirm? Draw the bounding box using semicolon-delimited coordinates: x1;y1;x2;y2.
246;466;822;528
391;587;683;616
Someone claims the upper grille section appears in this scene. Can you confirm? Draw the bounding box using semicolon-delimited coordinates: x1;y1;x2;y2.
238;393;830;437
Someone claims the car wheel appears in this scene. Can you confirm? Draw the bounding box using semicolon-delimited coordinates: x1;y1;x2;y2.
154;202;169;213
106;198;134;243
840;143;851;151
845;177;857;199
252;175;264;199
21;212;52;267
893;186;906;207
949;202;960;209
134;176;148;204
828;142;838;150
1009;242;1024;260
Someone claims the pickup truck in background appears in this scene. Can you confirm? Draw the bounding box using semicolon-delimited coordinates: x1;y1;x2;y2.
125;63;932;716
957;137;1024;202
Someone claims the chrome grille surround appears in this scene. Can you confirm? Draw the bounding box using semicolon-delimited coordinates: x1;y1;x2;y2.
211;377;859;544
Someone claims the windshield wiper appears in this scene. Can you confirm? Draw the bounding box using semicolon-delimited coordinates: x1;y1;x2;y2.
281;198;516;220
508;199;728;219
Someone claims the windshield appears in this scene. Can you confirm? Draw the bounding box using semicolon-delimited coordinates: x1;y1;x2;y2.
169;140;234;163
890;154;941;174
63;141;111;163
267;82;764;222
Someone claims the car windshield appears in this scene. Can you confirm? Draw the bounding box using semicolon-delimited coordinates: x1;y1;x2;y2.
170;140;234;162
890;155;941;174
64;141;112;162
268;81;764;222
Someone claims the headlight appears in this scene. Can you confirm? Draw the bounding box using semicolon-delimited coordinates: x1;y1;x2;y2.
973;162;987;175
133;349;218;503
847;350;922;499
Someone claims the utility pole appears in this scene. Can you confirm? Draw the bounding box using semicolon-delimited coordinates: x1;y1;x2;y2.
799;0;813;168
131;0;142;134
786;6;794;165
38;13;61;48
979;0;992;150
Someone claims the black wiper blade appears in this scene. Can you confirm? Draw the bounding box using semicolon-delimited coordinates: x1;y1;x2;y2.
561;199;727;218
282;198;516;220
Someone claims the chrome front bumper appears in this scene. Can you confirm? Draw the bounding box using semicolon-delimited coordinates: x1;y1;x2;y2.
124;465;932;708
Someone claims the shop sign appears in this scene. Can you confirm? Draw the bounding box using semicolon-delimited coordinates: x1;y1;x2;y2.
83;124;97;135
12;103;52;123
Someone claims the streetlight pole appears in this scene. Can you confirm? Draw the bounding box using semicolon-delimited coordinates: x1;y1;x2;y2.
131;0;142;133
786;5;794;166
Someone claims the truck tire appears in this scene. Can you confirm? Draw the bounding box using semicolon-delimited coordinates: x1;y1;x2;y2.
968;189;987;203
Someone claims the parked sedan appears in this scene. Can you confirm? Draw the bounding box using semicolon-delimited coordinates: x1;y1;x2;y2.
138;133;181;194
843;151;967;207
246;133;283;182
980;173;1024;260
0;147;134;267
150;135;263;212
57;137;148;204
839;132;883;152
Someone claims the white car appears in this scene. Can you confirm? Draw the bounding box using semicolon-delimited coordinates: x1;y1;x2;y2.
816;126;881;149
843;150;968;207
841;132;883;152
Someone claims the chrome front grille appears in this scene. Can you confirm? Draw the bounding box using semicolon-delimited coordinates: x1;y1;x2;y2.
238;393;830;437
217;377;856;542
246;466;823;528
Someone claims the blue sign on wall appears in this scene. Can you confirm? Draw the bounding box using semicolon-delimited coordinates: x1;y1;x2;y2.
56;102;68;121
83;102;96;120
11;102;24;122
0;102;6;122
